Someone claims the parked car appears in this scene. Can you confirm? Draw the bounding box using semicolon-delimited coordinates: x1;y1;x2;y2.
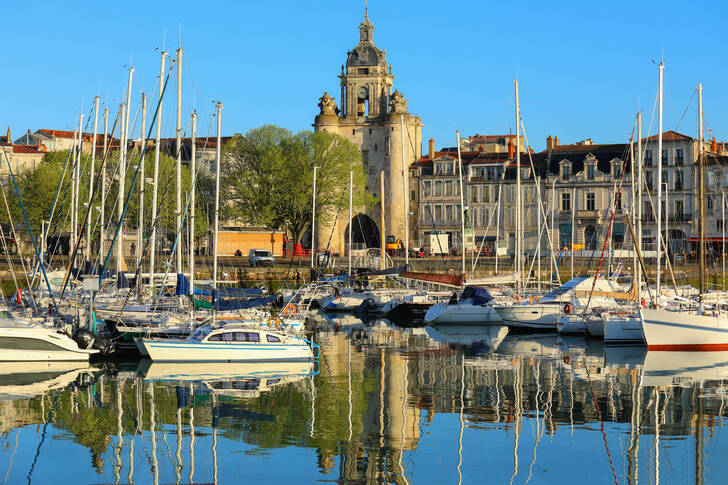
249;249;275;267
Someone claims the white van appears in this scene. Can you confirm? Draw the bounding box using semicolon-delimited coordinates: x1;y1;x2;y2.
249;249;275;267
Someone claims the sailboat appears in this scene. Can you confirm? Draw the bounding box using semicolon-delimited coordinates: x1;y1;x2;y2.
639;80;728;349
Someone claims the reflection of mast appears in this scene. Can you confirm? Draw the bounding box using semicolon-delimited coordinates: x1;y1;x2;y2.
695;382;704;485
148;381;159;485
176;405;183;483
457;353;464;485
379;347;385;450
348;338;352;441
114;380;123;485
398;347;410;485
189;384;195;484
627;369;643;485
527;360;542;482
510;357;522;485
212;393;218;485
653;389;660;485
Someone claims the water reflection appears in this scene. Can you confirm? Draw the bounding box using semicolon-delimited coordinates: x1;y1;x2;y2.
1;313;728;483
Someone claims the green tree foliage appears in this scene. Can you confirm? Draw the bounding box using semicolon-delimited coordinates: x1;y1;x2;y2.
222;125;375;245
4;148;207;248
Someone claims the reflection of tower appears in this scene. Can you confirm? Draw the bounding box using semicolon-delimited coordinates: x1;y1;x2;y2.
313;9;422;254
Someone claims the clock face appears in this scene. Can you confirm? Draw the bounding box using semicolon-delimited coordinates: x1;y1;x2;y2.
357;86;369;99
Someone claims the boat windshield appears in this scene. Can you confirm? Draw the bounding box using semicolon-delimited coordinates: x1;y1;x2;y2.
190;327;212;341
543;277;589;298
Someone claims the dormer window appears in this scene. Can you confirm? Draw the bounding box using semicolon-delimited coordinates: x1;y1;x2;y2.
611;160;622;178
587;163;595;180
561;162;571;181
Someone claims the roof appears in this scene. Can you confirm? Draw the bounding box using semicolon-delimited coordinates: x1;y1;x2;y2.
546;142;631;175
643;130;693;142
12;145;45;154
38;129;76;139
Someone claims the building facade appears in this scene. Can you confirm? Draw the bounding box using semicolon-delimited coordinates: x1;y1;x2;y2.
312;11;422;255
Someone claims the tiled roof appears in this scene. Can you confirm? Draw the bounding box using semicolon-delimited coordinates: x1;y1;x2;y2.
643;130;693;142
13;145;45;154
38;129;76;139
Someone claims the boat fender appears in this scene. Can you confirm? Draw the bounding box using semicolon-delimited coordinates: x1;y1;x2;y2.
283;303;297;316
564;303;572;315
72;328;96;350
513;294;521;304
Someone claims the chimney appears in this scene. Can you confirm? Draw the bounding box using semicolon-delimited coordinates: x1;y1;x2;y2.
507;138;514;159
546;135;553;150
712;137;718;153
529;145;533;154
428;137;434;158
5;126;10;142
37;138;41;149
554;136;560;147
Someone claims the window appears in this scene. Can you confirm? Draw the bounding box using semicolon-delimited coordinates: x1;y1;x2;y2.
613;223;625;246
586;193;595;211
676;148;684;165
562;165;570;180
587;164;595;180
445;205;453;222
234;332;247;341
675;171;683;190
645;150;653;166
559;224;571;246
707;196;714;211
423;180;431;196
471;187;478;203
434;180;442;196
483;186;490;203
615;194;622;211
675;200;684;218
207;332;233;342
445;180;453;196
613;164;621;178
266;334;281;343
561;192;571;211
247;332;260;342
434;205;442;221
662;149;668;164
411;190;416;201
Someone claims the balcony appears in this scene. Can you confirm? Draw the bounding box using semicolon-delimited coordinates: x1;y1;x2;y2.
577;210;599;219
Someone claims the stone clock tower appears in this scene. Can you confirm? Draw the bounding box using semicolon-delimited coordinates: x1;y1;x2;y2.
313;10;423;256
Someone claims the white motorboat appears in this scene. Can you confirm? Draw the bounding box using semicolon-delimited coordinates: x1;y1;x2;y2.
640;307;728;350
138;324;317;362
424;286;501;325
0;361;93;400
494;276;621;330
426;324;509;350
0;316;98;362
138;359;315;382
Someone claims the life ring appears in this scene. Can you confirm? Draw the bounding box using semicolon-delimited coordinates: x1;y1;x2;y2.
513;294;521;304
529;295;539;305
283;303;297;316
267;317;280;327
564;303;572;315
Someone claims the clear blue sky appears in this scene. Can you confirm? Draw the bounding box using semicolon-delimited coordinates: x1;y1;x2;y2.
3;0;727;151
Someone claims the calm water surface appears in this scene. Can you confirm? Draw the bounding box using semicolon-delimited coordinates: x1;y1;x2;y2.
2;315;728;484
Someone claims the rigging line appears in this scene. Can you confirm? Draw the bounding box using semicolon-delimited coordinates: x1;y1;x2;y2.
99;64;174;288
0;185;36;310
674;88;697;132
0;138;59;312
142;118;217;312
25;392;60;485
59;104;122;299
584;358;619;485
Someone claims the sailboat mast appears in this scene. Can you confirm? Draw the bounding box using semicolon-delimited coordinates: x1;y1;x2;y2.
571;186;575;278
515;80;522;291
176;45;184;276
311;166;318;269
456;130;465;276
149;50;166;293
400;114;409;267
348;170;353;276
656;61;663;305
380;171;386;270
86;97;99;263
495;183;502;275
74;113;83;252
100;107;109;260
212;102;223;297
118;66;133;275
189;110;197;295
137;93;147;269
637;111;642;304
698;83;705;311
550;179;555;288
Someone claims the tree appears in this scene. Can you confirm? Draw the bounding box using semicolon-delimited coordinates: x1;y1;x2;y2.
4;148;207;253
222;125;374;246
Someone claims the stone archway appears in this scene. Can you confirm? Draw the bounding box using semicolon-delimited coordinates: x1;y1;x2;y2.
345;214;380;250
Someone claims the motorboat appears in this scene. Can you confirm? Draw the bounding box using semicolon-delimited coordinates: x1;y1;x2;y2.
137;323;318;362
425;324;509;351
494;276;621;330
0;361;94;400
424;286;501;325
0;313;99;362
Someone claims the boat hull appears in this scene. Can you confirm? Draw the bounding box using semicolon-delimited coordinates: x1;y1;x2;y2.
640;308;728;350
424;302;502;325
0;328;96;362
139;339;314;362
604;315;644;345
493;304;562;330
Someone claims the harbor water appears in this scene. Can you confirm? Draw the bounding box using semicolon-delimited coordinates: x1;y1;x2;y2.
2;314;728;484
